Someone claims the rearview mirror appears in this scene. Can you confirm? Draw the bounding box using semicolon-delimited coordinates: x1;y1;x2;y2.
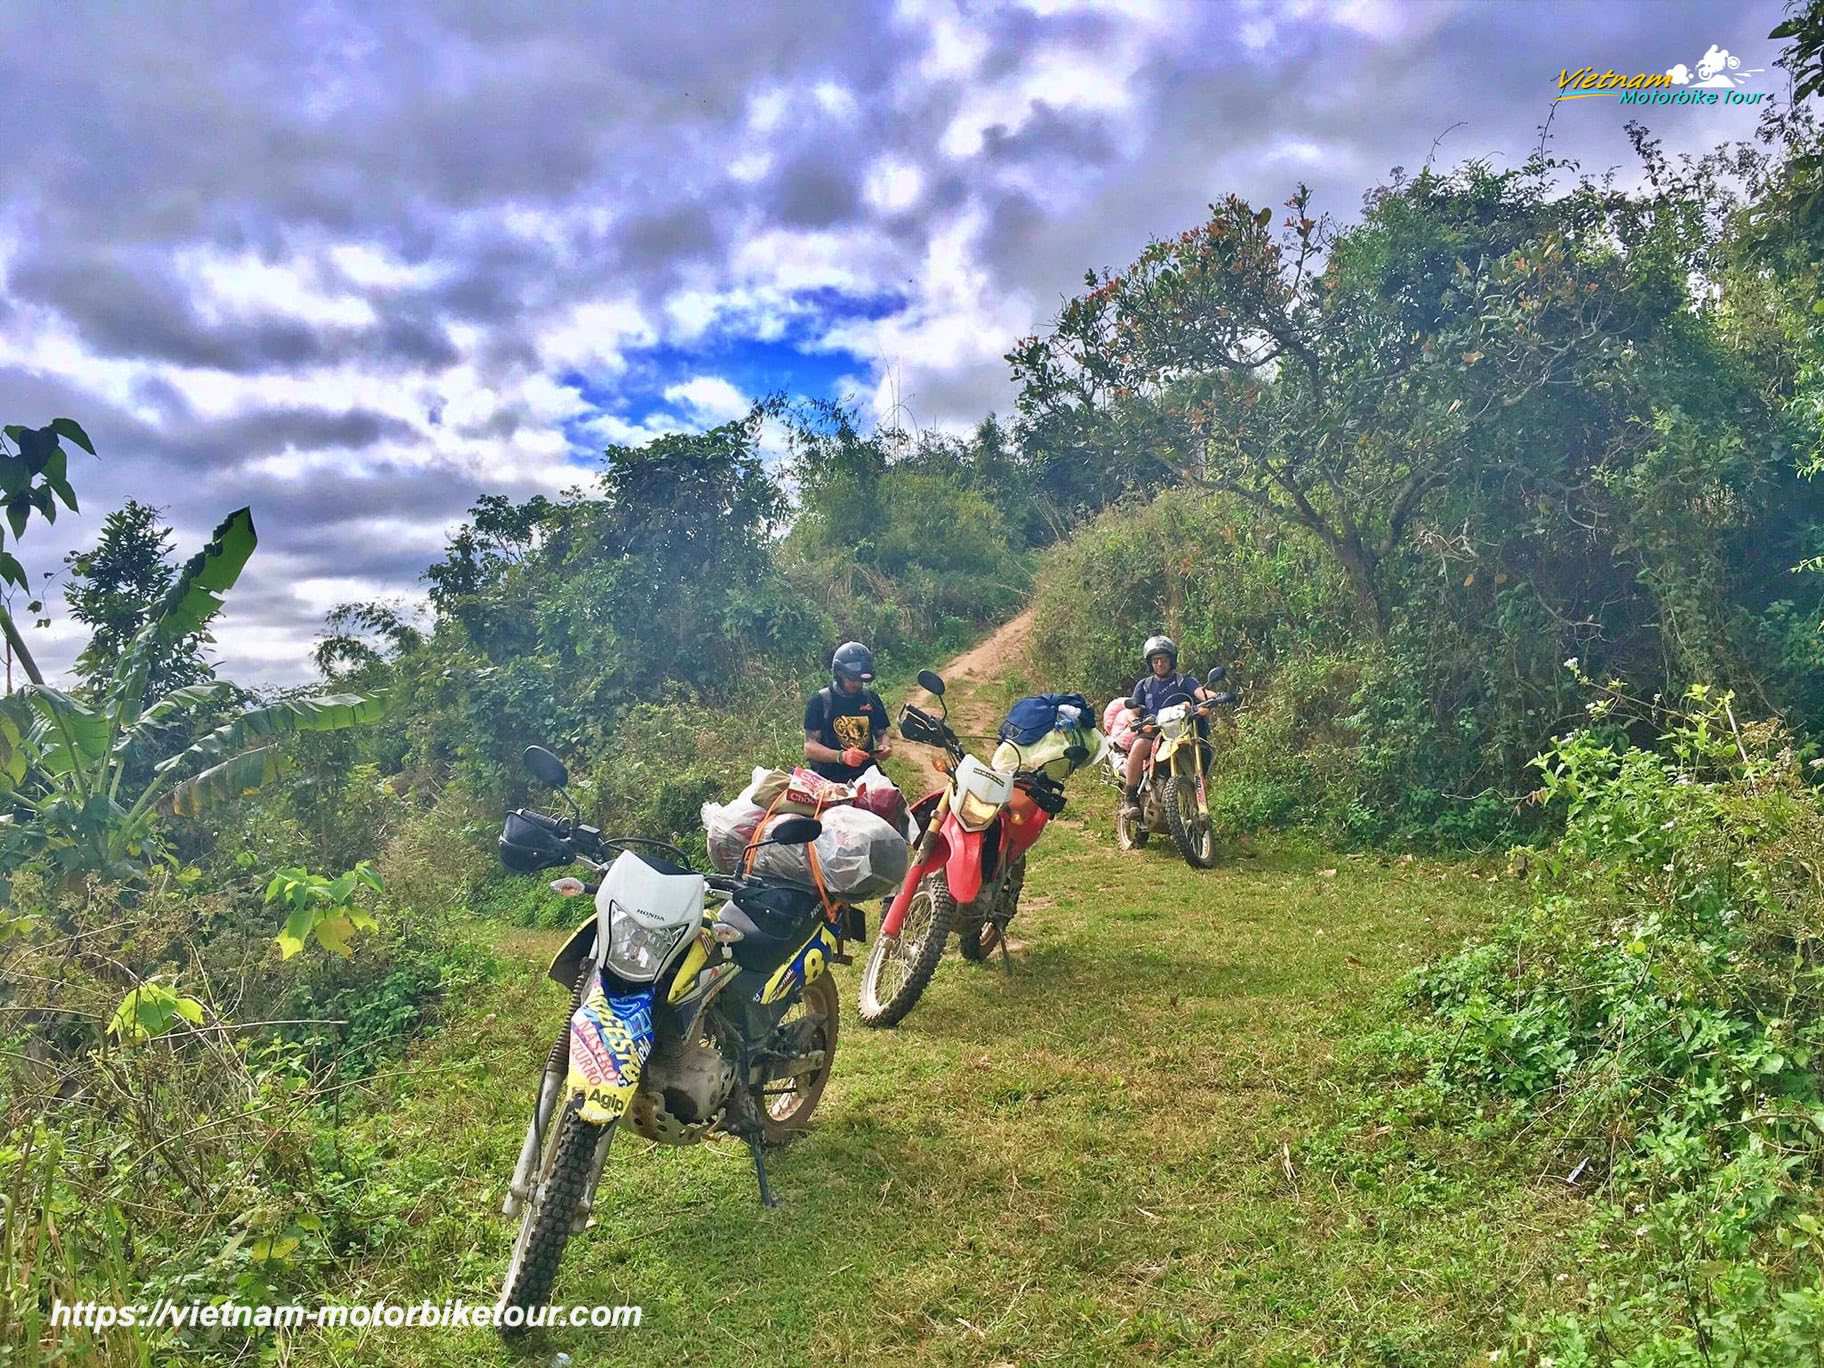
1206;666;1227;686
767;816;823;846
523;745;569;789
917;669;946;696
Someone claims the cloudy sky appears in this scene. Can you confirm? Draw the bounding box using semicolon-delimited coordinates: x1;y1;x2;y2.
0;0;1792;686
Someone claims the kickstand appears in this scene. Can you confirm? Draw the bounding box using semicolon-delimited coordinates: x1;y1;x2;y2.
996;926;1016;975
746;1130;779;1209
730;1038;780;1209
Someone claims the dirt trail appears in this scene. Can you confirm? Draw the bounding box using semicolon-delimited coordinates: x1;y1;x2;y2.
897;606;1038;791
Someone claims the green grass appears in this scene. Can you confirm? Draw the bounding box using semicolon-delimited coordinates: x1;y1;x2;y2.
280;672;1578;1367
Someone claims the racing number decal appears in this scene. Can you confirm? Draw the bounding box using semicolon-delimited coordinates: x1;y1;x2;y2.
759;925;839;1004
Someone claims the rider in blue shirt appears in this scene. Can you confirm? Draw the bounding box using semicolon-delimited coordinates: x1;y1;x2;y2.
1120;635;1219;821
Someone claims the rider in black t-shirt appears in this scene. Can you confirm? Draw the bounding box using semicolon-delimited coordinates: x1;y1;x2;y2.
803;641;895;783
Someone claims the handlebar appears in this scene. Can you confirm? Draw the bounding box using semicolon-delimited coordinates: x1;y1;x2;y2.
509;814;825;901
898;703;965;762
1132;692;1241;735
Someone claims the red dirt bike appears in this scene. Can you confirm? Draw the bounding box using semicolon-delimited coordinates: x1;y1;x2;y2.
857;669;1079;1028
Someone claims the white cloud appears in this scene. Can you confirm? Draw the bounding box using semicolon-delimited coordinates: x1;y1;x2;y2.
664;374;751;425
937;42;1145;159
893;0;992;81
747;86;790;133
179;249;376;329
729;151;773;183
815;208;1034;431
328;242;443;290
534;297;656;375
863;157;925;213
813;81;860;119
1322;0;1459;43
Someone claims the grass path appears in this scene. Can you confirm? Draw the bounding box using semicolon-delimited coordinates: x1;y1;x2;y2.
292;624;1575;1367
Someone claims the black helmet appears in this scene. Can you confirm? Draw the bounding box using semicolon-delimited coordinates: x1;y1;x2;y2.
831;640;875;686
1142;634;1177;669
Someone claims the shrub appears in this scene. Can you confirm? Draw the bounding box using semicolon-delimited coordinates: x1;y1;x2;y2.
1371;687;1824;1359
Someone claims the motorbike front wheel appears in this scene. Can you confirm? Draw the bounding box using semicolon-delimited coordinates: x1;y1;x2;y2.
497;1099;609;1332
1164;775;1218;868
857;873;954;1027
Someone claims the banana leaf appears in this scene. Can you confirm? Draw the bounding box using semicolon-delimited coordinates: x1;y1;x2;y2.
113;681;239;761
110;508;256;728
156;691;388;775
160;745;285;818
18;686;109;780
0;708;25;790
151;507;257;645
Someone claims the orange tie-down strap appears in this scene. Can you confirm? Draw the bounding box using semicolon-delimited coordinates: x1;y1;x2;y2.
742;790;845;937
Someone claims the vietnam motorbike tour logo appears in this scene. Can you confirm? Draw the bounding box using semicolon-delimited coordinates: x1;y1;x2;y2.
1556;42;1767;107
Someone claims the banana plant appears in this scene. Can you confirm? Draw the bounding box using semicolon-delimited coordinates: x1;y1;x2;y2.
0;508;388;880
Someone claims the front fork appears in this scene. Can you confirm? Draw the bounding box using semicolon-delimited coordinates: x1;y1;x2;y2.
1160;743;1212;820
502;964;593;1219
504;965;652;1224
882;791;951;939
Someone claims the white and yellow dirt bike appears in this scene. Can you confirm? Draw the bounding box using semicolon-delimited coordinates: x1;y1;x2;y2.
493;746;854;1328
1106;669;1241;868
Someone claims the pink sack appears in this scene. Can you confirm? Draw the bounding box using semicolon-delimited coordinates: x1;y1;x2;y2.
1102;695;1137;753
853;765;908;835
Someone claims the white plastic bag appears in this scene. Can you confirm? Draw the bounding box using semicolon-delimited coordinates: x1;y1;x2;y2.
702;793;768;874
747;804;909;900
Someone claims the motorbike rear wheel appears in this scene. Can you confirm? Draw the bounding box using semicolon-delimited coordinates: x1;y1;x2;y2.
497;1099;609;1333
756;971;839;1143
1164;775;1218;868
857;873;954;1027
1115;801;1150;850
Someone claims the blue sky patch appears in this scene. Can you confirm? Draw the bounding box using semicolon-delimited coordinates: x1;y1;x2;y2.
560;288;905;457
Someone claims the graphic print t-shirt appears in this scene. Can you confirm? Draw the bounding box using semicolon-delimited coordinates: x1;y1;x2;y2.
804;687;888;781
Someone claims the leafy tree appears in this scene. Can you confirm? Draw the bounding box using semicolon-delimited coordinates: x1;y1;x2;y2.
1774;0;1824;107
0;509;387;880
397;412;831;793
312;601;423;684
65;500;213;699
1009;168;1681;632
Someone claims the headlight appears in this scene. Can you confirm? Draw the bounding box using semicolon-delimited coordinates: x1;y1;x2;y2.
956;790;1003;831
605;906;691;981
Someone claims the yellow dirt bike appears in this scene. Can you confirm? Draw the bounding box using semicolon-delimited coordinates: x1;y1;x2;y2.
1106;669;1241;868
492;746;852;1330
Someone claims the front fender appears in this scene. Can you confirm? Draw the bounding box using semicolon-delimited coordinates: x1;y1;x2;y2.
943;819;987;905
882;827;953;938
566;980;655;1125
